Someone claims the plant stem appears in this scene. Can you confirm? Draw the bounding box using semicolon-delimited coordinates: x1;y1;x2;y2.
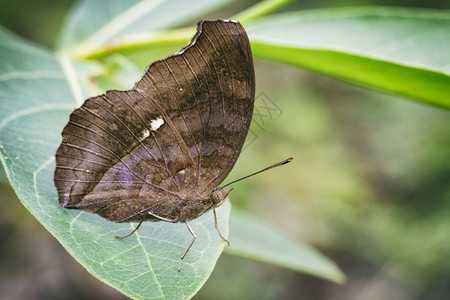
232;0;293;24
77;27;192;60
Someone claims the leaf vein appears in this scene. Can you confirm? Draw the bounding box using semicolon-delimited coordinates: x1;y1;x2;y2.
0;103;73;131
135;226;165;298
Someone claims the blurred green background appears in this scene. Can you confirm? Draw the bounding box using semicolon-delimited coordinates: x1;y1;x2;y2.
1;0;449;299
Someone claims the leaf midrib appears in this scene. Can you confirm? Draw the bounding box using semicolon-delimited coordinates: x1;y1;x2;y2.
135;228;166;299
57;53;84;106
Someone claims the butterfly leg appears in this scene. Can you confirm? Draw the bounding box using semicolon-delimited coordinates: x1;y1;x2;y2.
213;209;230;246
115;219;144;239
179;221;197;272
148;211;177;223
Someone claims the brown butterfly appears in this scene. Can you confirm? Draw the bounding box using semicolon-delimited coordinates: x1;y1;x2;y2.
54;19;292;270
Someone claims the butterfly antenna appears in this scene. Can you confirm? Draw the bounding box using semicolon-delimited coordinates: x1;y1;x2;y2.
221;157;294;189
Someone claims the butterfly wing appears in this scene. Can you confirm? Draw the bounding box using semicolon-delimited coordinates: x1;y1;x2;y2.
54;20;254;222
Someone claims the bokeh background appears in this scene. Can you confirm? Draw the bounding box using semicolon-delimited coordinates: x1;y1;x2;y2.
1;0;449;299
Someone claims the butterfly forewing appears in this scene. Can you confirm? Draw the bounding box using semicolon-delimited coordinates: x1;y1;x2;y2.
54;20;254;222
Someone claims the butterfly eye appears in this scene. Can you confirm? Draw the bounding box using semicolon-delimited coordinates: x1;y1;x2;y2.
211;190;222;204
211;188;233;206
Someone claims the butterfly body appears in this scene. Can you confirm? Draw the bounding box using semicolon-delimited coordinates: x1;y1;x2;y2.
63;186;231;223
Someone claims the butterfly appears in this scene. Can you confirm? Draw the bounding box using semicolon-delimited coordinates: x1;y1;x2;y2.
54;19;255;270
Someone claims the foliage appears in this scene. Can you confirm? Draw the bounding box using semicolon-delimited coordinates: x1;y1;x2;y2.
0;0;448;299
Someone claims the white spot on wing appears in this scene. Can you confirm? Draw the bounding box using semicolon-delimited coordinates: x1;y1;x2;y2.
222;19;238;23
139;128;150;141
150;116;164;131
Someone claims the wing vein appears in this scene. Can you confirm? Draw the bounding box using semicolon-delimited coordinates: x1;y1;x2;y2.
171;56;205;186
98;95;170;174
138;74;195;170
69;116;161;171
118;91;179;190
64;132;176;195
202;31;226;131
156;61;199;166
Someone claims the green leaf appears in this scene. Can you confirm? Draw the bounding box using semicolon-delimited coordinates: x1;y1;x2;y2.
225;208;346;284
246;7;450;108
0;24;231;299
0;164;7;184
0;0;237;299
232;0;293;24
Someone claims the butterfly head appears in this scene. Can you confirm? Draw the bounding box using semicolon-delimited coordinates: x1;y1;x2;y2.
211;188;233;207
